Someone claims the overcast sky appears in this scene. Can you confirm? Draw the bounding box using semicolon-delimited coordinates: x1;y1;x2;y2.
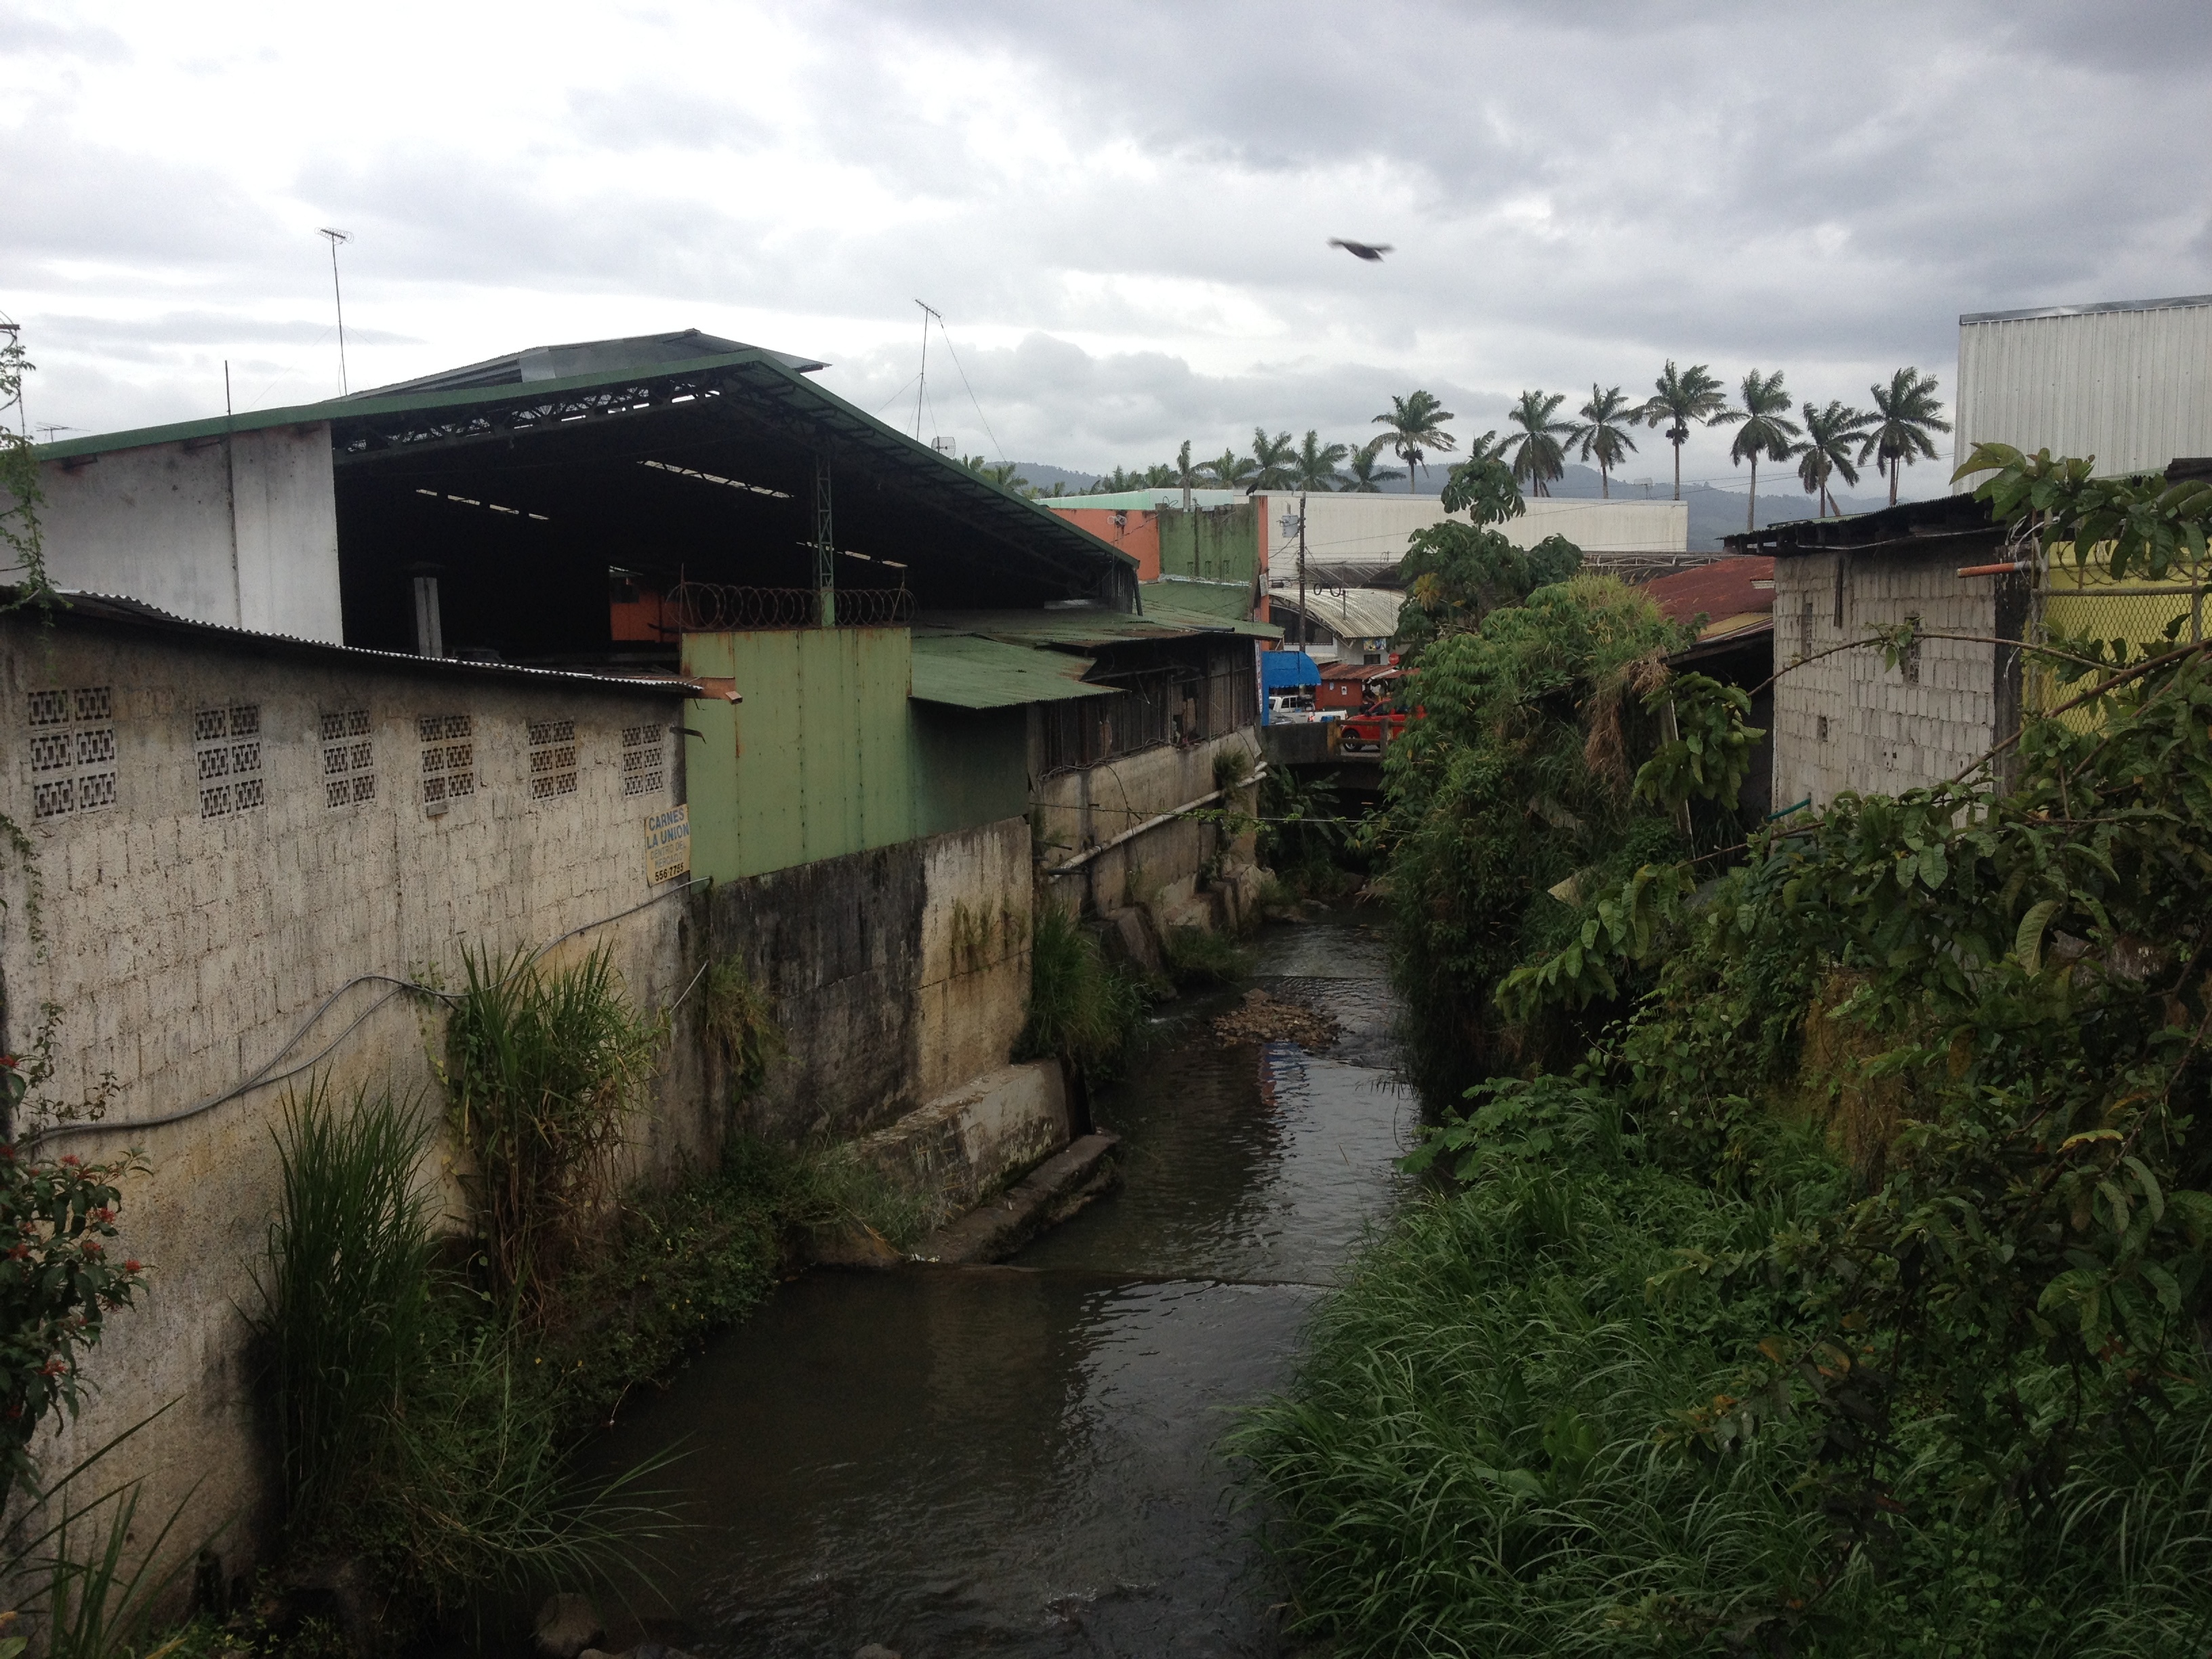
6;1;2209;499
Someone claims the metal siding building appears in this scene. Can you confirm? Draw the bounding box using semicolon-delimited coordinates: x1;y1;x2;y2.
1954;294;2212;483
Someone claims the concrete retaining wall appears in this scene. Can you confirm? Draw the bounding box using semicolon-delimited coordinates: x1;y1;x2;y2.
1035;730;1262;921
0;612;699;1595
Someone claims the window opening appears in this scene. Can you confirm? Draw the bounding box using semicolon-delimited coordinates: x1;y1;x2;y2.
321;709;375;808
195;703;264;818
419;714;475;809
26;686;117;821
528;718;578;800
621;724;665;797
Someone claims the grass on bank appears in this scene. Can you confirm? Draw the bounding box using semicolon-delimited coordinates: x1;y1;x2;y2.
1234;1085;2212;1657
1015;901;1155;1074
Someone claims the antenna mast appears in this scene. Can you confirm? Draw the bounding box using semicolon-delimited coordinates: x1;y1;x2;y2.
912;300;941;441
316;228;352;394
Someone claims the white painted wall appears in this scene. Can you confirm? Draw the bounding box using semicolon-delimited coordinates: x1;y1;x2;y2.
1954;297;2212;484
1253;491;1687;572
26;424;344;642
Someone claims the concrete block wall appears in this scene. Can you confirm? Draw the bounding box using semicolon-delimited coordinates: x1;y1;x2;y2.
0;616;700;1594
1770;548;2006;809
1034;729;1263;916
703;814;1033;1144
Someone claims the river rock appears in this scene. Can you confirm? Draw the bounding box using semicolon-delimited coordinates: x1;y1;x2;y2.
535;1593;605;1658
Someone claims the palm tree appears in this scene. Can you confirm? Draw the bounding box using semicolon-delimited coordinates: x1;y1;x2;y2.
1172;439;1202;511
1200;448;1258;491
1372;390;1457;493
1564;384;1639;498
1250;428;1298;490
983;462;1029;491
1637;361;1729;501
1143;461;1176;489
1501;390;1575;497
1342;437;1406;493
1722;368;1801;535
1290;430;1349;492
1795;400;1873;517
1858;368;1953;507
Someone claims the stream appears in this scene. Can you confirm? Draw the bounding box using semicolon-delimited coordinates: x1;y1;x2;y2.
592;909;1413;1657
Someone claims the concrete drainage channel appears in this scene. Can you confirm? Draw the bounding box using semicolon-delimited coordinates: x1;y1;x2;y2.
579;910;1413;1658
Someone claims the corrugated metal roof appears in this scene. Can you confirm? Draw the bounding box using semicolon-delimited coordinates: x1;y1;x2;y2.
1266;585;1406;640
348;328;827;397
1143;577;1256;620
909;635;1116;710
1961;293;2212;325
1640;556;1774;630
33;337;1139;608
914;604;1278;646
1050;489;1250;510
11;589;698;696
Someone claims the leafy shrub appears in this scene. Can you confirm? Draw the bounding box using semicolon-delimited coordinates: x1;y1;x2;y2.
0;1140;149;1508
444;945;663;1320
255;1086;672;1624
1016;902;1152;1073
254;1084;434;1530
701;959;784;1103
1252;455;2212;1654
1162;925;1250;987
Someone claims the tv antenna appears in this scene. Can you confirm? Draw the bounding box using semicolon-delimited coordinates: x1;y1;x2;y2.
316;228;352;394
912;300;941;441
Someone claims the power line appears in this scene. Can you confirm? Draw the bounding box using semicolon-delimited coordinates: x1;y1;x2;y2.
930;313;1007;468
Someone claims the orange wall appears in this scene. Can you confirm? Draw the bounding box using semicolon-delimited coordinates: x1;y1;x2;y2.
1046;506;1160;581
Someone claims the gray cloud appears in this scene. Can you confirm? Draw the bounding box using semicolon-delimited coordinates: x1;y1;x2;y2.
7;0;2207;498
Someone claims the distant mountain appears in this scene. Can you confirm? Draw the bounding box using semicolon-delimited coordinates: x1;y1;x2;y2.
1006;462;1103;496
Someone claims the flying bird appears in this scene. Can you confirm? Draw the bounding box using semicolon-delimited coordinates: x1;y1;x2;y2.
1329;239;1393;262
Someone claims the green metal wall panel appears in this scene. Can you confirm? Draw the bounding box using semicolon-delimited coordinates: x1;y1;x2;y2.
909;703;1031;838
681;628;919;879
1156;503;1258;584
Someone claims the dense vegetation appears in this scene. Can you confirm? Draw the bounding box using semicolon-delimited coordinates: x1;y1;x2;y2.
1241;449;2212;1653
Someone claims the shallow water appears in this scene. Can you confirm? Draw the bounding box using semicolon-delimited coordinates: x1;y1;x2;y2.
591;909;1412;1657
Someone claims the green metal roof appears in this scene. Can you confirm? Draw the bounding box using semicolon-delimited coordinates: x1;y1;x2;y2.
909;634;1116;710
1135;597;1279;638
1143;577;1260;621
30;336;1136;605
914;602;1279;648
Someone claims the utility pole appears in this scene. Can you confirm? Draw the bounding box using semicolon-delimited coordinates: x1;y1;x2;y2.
1278;496;1309;652
813;450;835;628
316;228;352;394
912;300;941;441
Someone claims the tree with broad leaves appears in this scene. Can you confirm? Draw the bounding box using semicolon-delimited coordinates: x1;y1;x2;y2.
1860;367;1952;506
1290;430;1349;493
1372;390;1456;493
1797;400;1874;517
1172;439;1202;511
1250;428;1298;491
1719;368;1801;535
1502;390;1576;497
1565;384;1640;499
1343;437;1406;493
1637;361;1729;502
1200;448;1259;491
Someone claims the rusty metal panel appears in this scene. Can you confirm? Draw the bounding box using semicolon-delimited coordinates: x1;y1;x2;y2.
679;628;917;880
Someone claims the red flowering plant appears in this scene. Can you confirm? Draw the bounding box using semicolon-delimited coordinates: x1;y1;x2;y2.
0;1130;149;1507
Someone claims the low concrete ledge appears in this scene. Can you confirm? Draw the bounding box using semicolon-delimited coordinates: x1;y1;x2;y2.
912;1132;1122;1264
856;1059;1070;1212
